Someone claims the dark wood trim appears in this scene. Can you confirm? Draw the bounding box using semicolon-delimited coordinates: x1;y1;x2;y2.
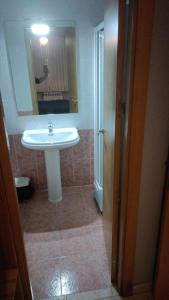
117;0;138;294
0;268;18;299
116;0;155;296
0;104;32;300
0;165;17;268
111;0;127;284
154;149;169;299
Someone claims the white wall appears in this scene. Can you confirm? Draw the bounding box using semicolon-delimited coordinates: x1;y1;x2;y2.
0;0;104;134
5;22;33;113
134;0;169;284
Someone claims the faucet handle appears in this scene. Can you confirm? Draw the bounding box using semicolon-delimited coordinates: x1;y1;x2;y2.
48;122;53;127
48;122;54;135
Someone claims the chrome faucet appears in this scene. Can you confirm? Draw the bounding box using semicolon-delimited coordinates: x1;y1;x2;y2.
48;122;54;135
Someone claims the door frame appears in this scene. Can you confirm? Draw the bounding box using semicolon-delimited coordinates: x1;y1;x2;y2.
111;0;129;284
154;149;169;299
112;0;155;296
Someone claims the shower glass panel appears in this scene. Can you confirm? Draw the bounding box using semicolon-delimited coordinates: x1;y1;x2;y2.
94;23;104;211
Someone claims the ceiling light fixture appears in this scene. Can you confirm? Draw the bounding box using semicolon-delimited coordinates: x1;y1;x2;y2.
31;24;50;36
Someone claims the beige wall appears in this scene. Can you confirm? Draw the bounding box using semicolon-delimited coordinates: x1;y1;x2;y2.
134;0;169;284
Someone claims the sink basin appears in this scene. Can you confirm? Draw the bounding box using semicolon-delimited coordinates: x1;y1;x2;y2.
21;128;80;150
21;128;80;202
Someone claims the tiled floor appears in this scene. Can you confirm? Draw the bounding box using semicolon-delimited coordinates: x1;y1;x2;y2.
20;185;112;299
37;288;153;300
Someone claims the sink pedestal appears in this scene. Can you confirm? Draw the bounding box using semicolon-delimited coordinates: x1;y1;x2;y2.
45;149;62;202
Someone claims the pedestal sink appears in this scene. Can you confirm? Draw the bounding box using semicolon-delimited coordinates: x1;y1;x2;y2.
21;128;80;202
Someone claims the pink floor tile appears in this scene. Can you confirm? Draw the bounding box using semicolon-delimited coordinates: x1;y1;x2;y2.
60;233;93;257
24;230;61;243
20;185;111;299
25;239;61;263
60;254;111;295
29;259;62;298
63;185;87;195
59;226;87;240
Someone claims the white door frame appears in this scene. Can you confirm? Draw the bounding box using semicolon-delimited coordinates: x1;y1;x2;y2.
94;22;104;211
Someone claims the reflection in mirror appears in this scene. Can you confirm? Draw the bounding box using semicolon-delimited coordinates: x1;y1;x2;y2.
5;22;78;115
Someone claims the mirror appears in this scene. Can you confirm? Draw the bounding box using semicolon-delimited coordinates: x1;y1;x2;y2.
5;21;78;115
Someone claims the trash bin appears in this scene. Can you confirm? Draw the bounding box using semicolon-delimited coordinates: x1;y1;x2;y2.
15;177;34;202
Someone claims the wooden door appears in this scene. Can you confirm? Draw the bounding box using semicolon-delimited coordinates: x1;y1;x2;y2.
103;0;137;285
154;152;169;299
103;0;119;279
0;99;32;300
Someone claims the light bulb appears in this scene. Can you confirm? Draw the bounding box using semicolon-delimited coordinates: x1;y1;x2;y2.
40;37;48;46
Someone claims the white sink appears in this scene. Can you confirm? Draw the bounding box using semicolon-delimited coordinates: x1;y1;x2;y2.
21;128;80;150
21;128;80;202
